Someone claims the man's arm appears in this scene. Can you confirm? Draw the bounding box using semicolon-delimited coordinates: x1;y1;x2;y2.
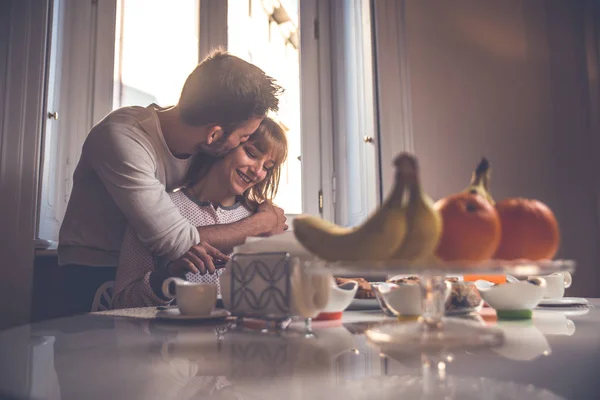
198;202;287;252
86;123;198;262
198;214;265;253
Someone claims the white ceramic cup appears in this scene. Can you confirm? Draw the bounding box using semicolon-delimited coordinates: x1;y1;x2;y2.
162;277;217;316
531;272;572;299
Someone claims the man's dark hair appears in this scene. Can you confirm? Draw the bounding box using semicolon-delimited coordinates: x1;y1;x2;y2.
178;48;283;133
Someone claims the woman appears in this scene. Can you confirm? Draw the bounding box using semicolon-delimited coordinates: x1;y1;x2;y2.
112;117;288;309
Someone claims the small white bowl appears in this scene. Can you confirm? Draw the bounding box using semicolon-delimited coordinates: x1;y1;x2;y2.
474;278;547;317
315;279;358;320
321;280;358;313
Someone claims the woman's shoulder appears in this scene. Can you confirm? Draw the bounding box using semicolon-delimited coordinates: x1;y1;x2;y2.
169;190;207;211
169;190;219;225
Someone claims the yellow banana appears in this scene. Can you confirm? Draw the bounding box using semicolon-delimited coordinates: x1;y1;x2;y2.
293;154;413;261
389;156;442;262
464;157;495;205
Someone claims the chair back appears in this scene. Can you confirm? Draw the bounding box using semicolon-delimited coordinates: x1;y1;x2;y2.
91;280;115;312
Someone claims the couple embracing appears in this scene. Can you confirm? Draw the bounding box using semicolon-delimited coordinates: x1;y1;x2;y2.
58;49;289;313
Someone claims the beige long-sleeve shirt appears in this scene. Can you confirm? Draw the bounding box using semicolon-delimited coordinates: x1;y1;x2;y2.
58;104;200;267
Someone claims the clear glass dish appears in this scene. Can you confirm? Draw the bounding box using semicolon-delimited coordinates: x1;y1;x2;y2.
373;278;484;317
304;258;575;279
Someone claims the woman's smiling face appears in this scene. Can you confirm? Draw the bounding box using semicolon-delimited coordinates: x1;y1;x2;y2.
217;141;275;195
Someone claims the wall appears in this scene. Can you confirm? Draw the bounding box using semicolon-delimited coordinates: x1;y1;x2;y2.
0;0;49;329
375;0;600;296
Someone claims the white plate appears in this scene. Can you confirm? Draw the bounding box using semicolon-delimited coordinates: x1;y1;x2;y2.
537;297;589;307
155;308;230;321
535;307;590;317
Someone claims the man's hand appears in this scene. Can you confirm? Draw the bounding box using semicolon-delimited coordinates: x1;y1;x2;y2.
167;242;230;276
257;201;288;236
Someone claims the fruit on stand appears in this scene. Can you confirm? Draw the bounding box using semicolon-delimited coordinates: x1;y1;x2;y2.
493;198;560;260
463;274;507;285
389;156;443;262
461;158;506;283
293;154;413;261
434;192;502;262
463;157;495;205
293;152;561;271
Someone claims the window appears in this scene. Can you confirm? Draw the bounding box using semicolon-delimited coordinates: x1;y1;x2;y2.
113;0;200;109
37;0;64;242
228;0;302;214
37;0;379;243
37;0;336;242
329;0;379;227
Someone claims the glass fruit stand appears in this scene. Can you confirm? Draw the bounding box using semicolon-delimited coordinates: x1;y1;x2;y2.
294;152;571;351
288;151;573;397
299;257;576;399
305;258;575;351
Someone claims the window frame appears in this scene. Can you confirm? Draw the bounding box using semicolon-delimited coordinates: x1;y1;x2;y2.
36;0;336;242
329;0;380;227
370;0;414;196
298;0;335;220
37;0;110;243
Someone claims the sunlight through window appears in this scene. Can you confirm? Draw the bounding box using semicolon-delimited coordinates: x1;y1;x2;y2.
228;0;302;214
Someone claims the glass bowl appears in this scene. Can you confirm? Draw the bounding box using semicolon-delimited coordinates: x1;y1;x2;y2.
371;278;483;317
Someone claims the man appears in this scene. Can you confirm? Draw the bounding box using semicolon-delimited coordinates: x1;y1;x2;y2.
58;49;287;314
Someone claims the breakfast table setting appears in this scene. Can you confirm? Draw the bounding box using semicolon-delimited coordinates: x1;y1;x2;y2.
2;153;599;399
0;298;598;400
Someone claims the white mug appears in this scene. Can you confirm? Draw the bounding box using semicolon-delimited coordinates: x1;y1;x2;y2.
532;272;572;299
162;277;217;316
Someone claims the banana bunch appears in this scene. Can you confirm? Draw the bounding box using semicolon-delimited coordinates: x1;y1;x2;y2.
389;156;442;262
293;153;443;263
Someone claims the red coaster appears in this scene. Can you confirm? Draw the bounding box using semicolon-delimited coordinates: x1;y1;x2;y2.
314;311;343;321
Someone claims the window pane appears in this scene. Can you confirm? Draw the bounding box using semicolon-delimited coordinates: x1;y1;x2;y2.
228;0;302;214
113;0;200;109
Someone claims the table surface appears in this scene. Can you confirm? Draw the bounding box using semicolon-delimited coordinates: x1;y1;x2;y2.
0;300;598;400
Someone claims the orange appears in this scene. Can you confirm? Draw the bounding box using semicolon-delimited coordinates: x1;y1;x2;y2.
493;198;560;260
463;274;506;284
434;193;501;262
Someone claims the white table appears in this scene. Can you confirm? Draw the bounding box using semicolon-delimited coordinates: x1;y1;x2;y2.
0;300;598;400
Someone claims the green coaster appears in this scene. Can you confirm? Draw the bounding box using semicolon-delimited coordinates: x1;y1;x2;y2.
496;309;533;320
